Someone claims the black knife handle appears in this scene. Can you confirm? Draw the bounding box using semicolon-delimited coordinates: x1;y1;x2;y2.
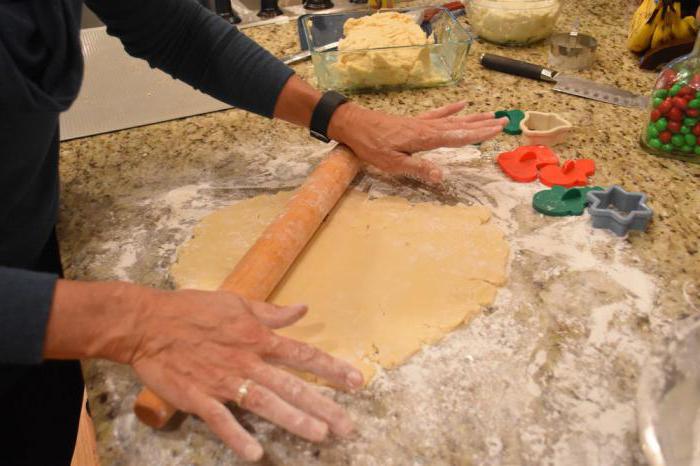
480;53;557;82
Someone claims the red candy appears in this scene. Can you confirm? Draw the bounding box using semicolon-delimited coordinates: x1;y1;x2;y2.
668;120;682;133
679;86;696;98
693;123;700;136
658;98;673;114
660;131;672;143
650;109;662;121
672;96;688;109
687;109;700;117
690;74;700;89
668;107;684;121
658;69;678;89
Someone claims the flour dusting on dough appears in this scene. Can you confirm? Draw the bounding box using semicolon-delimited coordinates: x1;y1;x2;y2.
170;189;509;383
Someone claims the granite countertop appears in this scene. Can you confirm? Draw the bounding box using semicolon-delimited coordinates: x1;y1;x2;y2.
59;0;700;464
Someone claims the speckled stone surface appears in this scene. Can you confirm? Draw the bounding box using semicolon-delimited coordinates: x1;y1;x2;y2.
58;1;699;464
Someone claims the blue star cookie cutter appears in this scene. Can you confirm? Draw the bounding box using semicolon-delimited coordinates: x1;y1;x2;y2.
586;185;653;236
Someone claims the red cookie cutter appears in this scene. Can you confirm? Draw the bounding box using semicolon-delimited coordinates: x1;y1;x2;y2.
497;145;559;182
539;159;596;188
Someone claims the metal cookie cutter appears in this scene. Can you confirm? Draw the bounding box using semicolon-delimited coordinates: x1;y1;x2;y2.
586;185;653;236
548;31;597;71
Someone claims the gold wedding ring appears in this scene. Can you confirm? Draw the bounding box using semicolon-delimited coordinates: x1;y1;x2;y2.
235;379;252;406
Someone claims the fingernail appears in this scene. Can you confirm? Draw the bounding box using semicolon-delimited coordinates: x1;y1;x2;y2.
346;370;364;389
335;417;355;437
311;420;329;441
244;443;263;461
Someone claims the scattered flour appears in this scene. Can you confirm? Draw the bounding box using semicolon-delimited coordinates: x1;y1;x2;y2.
93;143;659;465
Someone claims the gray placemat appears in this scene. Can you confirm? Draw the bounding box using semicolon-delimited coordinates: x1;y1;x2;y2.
60;27;230;141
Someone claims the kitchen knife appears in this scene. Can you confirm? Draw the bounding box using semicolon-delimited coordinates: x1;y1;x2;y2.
480;53;649;108
282;40;339;65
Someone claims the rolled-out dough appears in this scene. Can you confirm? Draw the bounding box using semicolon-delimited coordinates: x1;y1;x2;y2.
171;190;509;383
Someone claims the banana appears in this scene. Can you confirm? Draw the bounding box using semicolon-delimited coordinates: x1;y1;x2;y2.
628;2;662;52
666;2;695;42
671;15;695;41
630;0;657;31
628;0;696;53
651;5;673;49
682;15;698;32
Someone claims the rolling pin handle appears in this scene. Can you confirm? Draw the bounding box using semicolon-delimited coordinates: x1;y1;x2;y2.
134;388;177;429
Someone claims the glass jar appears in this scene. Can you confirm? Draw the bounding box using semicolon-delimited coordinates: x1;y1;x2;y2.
467;0;561;46
641;35;700;164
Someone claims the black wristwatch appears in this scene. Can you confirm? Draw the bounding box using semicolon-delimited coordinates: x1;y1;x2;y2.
309;91;349;143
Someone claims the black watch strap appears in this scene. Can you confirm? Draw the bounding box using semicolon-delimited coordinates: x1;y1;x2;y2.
309;91;348;143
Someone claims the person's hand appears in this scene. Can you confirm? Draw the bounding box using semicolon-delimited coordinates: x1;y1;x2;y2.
328;101;507;183
46;280;364;463
126;288;363;461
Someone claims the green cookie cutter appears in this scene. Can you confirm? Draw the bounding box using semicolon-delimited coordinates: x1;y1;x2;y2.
533;185;604;216
495;109;526;135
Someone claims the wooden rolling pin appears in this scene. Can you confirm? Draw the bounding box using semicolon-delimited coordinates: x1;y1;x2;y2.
133;145;361;428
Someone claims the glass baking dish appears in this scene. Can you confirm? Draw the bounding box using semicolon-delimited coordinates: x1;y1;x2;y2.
301;6;473;92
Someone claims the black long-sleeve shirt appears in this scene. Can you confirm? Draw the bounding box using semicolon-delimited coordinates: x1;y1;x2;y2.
0;0;294;364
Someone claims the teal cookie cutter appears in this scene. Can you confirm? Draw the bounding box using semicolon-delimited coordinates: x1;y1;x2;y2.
533;185;604;216
495;109;526;135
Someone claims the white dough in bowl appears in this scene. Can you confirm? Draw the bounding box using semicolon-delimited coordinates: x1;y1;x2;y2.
334;12;436;87
469;0;560;45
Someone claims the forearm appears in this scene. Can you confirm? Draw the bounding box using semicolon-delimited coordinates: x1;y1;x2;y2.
43;280;146;363
272;75;322;128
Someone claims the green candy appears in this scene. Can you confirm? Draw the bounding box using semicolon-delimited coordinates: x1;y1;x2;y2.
653;97;664;107
684;117;698;126
656;117;669;131
681;145;693;153
648;124;660;138
670;83;683;96
662;143;674;152
695;145;700;155
681;126;691;134
685;134;697;145
648;138;663;149
654;89;669;99
689;99;700;109
672;134;685;146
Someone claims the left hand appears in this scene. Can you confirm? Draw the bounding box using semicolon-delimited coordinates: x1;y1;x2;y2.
328;101;507;183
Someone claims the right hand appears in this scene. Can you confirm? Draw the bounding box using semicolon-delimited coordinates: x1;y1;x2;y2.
328;101;507;184
128;288;364;461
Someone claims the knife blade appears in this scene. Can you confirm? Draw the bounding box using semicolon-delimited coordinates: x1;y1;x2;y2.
281;40;339;65
480;53;649;108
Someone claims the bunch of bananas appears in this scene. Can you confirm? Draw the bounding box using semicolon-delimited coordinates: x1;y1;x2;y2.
628;0;698;53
